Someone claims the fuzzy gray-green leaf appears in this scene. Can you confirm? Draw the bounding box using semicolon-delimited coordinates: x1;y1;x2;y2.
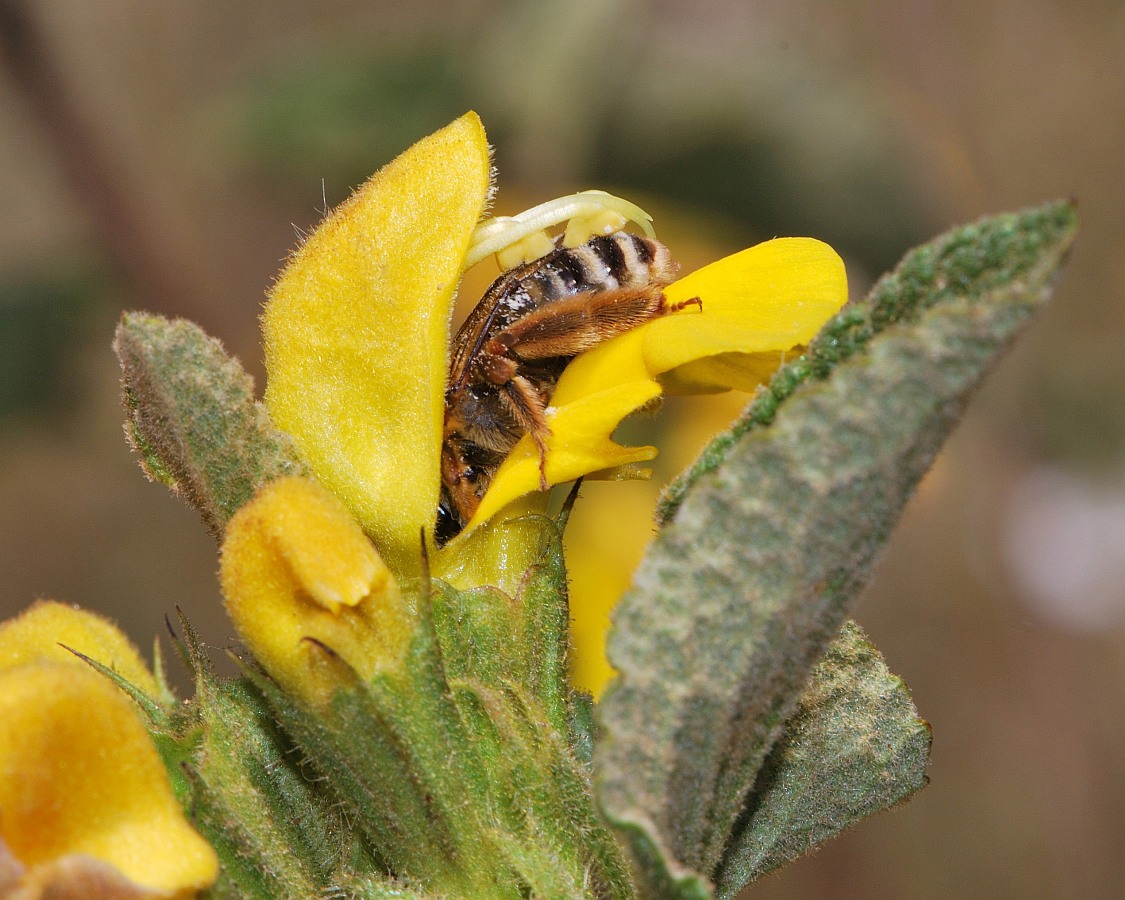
714;621;931;898
659;201;1077;521
594;202;1076;889
114;313;305;536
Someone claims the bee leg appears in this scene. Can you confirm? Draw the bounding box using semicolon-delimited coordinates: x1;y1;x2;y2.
663;295;702;314
498;374;552;490
490;287;668;361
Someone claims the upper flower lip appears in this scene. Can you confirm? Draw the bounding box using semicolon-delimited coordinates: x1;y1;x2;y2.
263;112;492;578
261;111;848;575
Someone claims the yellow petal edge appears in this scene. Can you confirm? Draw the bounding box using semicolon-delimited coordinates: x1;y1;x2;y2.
0;600;160;698
264;112;491;577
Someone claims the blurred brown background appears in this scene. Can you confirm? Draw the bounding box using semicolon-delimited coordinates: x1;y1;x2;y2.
1;1;1123;897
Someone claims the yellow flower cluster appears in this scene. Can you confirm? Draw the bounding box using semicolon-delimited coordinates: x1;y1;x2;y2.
0;112;846;889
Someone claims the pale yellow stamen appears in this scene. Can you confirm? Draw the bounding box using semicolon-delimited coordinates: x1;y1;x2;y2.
495;229;556;271
562;209;629;248
464;190;655;270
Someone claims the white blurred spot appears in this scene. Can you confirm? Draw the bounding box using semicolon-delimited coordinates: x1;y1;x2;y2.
1003;466;1125;632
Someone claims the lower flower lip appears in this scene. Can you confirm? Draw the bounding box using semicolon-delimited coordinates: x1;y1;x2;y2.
0;661;219;893
458;237;848;539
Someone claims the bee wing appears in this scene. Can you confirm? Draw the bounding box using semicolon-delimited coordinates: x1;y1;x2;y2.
449;292;502;394
448;261;535;393
448;233;676;392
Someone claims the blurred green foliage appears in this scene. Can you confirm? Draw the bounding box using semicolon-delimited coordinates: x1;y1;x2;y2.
229;44;470;201
0;265;104;420
228;35;930;278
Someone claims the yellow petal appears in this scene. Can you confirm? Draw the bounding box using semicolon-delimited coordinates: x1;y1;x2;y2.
264;113;491;576
220;477;411;705
657;350;787;395
565;391;749;698
651;237;847;375
548;327;651;408
0;662;218;895
0;600;159;698
463;379;661;534
564;481;657;695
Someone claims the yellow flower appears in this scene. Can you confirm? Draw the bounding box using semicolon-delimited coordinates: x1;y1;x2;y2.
261;112;847;693
263;113;491;580
263;112;846;584
0;605;218;898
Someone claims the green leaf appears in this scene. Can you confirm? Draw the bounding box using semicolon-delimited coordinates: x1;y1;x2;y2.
658;200;1077;521
713;621;931;898
114;313;305;536
594;201;1077;891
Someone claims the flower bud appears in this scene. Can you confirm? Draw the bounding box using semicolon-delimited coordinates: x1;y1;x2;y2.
221;476;412;705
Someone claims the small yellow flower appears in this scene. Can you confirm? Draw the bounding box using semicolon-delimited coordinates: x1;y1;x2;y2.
0;606;218;898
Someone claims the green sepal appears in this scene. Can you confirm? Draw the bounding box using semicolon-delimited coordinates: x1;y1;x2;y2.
149;635;178;707
243;597;528;898
190;678;362;899
162;613;360;899
713;620;931;897
430;525;633;896
328;873;440;898
594;202;1077;890
568;689;596;770
114;313;306;537
61;644;170;725
242;570;633;897
513;515;575;739
431;511;574;739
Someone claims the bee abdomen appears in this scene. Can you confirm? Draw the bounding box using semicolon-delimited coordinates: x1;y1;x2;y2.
527;232;677;304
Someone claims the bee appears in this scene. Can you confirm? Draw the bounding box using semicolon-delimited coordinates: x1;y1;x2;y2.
436;231;699;544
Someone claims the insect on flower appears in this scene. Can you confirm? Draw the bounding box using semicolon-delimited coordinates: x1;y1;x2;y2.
262;113;848;581
437;231;701;544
